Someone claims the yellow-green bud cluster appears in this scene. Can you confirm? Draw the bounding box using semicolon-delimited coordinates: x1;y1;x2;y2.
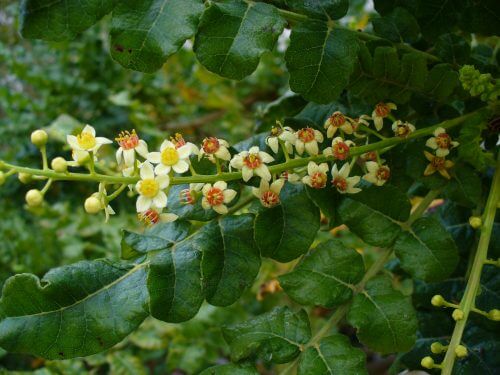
459;65;499;102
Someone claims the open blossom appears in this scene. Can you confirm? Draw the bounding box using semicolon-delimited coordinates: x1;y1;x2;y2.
302;162;329;189
295;127;324;155
372;102;397;131
230;146;274;182
363;162;391;186
115;130;148;166
425;127;459;157
138;207;178;226
423;151;454;179
324;137;354;160
171;133;199;156
324;111;353;138
135;162;170;212
67;124;112;153
266;126;296;154
147;139;192;175
252;179;285;208
392;120;415;138
199;137;231;161
201;181;237;214
331;163;361;194
351;115;371;137
280;170;301;184
180;183;204;205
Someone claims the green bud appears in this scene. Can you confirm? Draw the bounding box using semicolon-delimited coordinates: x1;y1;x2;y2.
488;309;500;321
431;342;444;354
455;345;468;358
31;129;48;148
51;157;68;173
421;356;435;369
26;189;44;207
452;309;464;321
18;172;32;184
469;216;482;229
84;196;102;214
431;294;445;307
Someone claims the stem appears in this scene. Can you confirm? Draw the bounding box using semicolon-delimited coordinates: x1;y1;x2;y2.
227;194;255;215
40;146;48;170
357;124;386;140
107;184;128;202
440;155;500;375
407;189;441;226
88;152;96;175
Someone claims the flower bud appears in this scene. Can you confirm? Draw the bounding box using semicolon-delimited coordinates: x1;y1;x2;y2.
31;129;48;148
469;216;482;229
18;172;32;184
455;345;468;358
452;309;464;321
84;196;102;214
421;356;435;369
431;294;445;307
51;157;68;173
25;189;43;207
488;309;500;321
0;171;5;186
430;342;445;354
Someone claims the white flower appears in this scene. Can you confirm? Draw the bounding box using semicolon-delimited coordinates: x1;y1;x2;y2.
302;162;329;189
67;124;112;153
280;171;301;184
266;126;296;154
98;184;116;222
252;179;285;208
363;162;391;186
147;140;192;175
135;162;170;212
180;183;204;205
331;163;361;194
171;133;199;156
230;146;274;182
329;137;355;160
199;137;231;161
372;102;397;131
392;120;416;138
115;130;148;166
351;115;372;137
324;111;353;138
201;181;237;214
295;127;324;155
425;127;459;157
138;207;178;225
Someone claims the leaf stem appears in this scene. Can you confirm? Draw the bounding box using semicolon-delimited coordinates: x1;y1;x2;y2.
440;155;500;375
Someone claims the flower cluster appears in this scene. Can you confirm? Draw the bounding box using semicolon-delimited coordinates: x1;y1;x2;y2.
423;127;459;179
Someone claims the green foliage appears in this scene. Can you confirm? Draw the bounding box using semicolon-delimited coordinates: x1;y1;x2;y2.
372;7;420;43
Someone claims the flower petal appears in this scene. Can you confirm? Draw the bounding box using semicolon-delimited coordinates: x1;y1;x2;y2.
156;174;170;189
147;152;162;164
255;165;271;181
213;204;228;215
242;166;253;182
172;160;189;174
136;140;149;157
83;125;96;136
155;164;170;176
177;144;192;159
140;162;155;180
223;189;237;203
136;196;152;212
153;191;168;208
214;181;227;191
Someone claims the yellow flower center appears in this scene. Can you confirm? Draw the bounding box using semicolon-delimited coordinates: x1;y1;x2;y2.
161;147;180;166
77;131;96;150
139;179;159;198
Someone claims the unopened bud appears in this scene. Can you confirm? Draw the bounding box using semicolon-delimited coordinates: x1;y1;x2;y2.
431;294;445;307
84;196;102;214
18;172;32;184
469;216;482;229
488;309;500;321
25;189;43;207
421;356;435;369
51;157;68;173
31;129;48;148
431;342;445;354
455;345;468;358
452;309;464;321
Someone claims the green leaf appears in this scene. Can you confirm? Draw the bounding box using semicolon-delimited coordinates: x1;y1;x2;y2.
443;164;482;208
121;220;191;260
372;7;420;43
458;114;495;171
297;335;367;375
110;0;204;73
337;185;411;247
20;0;116;41
0;260;148;359
461;0;500;36
107;353;147;375
306;185;339;227
347;275;417;354
279;239;364;307
435;33;470;65
394;217;459;282
194;0;286;80
286;0;350;20
423;63;459;102
167;184;218;221
200;363;259;375
285;20;359;103
254;183;320;262
222;307;311;363
415;0;465;40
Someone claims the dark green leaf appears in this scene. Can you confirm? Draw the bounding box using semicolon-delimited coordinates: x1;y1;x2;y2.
285;20;359;103
194;0;286;80
372;7;420;43
423;64;459;102
460;0;500;36
200;363;259;375
347;275;417;354
435;33;470;65
110;0;204;73
254;183;320;262
394;217;459;282
286;0;349;20
458;114;495;171
0;260;148;359
306;185;339;226
338;185;411;247
415;0;465;40
444;164;482;208
222;307;311;363
279;239;364;307
298;334;367;375
20;0;116;41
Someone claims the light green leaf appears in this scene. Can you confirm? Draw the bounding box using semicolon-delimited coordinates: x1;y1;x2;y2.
394;217;459;282
222;307;311;363
458;113;495;171
337;185;411;247
200;363;259;375
279;239;364;307
20;0;116;41
254;183;320;262
0;260;148;359
285;0;349;20
347;275;417;354
423;64;459;102
285;20;359;103
194;0;286;80
110;0;204;73
297;334;367;375
107;353;147;375
372;7;420;43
